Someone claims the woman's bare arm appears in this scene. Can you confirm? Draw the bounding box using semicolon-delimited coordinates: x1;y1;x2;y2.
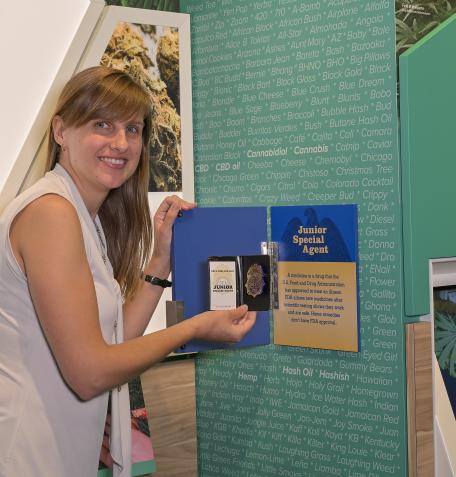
10;195;255;401
122;195;194;339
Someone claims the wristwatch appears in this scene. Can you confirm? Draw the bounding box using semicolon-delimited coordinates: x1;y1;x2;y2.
144;275;172;288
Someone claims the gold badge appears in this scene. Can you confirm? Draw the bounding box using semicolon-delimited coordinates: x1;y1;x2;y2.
245;264;265;298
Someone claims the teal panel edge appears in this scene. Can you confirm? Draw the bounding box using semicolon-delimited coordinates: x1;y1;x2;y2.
132;460;157;475
399;44;414;317
97;460;156;477
400;13;456;317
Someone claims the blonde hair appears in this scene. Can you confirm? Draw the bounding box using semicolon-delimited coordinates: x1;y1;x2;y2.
47;66;153;300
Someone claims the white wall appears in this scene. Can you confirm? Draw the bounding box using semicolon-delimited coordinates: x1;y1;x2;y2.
0;0;91;193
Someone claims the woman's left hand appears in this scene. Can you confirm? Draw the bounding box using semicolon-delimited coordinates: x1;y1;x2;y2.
151;195;196;269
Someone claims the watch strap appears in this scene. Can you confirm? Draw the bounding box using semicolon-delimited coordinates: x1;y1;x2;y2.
144;274;172;288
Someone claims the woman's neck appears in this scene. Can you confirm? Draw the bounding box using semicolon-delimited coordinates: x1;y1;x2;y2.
57;161;108;220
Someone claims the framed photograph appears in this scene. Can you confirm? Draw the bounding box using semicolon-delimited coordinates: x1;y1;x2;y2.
77;6;194;333
395;0;456;56
78;6;194;198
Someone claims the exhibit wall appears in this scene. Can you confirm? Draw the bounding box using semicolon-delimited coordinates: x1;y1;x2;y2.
180;0;405;475
0;0;92;195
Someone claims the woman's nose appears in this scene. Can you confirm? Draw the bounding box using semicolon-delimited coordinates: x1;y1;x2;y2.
111;129;128;152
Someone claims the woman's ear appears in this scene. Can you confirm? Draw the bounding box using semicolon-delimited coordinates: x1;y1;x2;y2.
52;115;65;147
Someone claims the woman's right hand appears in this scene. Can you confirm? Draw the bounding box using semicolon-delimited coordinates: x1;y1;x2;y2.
190;305;257;344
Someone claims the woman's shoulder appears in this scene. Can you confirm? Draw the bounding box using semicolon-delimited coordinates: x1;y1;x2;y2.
9;193;84;268
5;185;84;280
1;171;73;222
17;193;77;224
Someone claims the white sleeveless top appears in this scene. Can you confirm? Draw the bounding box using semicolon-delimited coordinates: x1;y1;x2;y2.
0;164;131;477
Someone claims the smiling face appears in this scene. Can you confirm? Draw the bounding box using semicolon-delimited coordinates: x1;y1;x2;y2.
47;67;153;217
54;114;144;210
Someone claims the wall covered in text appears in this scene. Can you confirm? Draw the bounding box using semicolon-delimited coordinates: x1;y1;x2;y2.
181;0;404;475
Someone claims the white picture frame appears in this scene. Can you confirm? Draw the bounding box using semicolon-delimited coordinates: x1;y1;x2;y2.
78;6;194;333
78;6;194;200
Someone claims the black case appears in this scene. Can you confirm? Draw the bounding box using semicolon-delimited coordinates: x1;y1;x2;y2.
208;255;271;311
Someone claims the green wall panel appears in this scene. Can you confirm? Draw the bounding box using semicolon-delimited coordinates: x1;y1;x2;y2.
181;0;406;475
400;14;456;317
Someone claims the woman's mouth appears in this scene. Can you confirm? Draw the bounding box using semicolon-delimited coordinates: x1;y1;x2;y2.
98;157;127;167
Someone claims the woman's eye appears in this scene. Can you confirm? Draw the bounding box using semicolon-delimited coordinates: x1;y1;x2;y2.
127;125;140;135
94;121;110;129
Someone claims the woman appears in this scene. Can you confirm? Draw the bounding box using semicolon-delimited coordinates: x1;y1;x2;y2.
0;66;255;477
